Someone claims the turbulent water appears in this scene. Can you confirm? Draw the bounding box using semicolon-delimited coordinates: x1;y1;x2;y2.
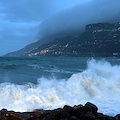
0;57;120;116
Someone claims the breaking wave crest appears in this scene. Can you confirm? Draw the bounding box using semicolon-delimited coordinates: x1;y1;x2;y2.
0;59;120;116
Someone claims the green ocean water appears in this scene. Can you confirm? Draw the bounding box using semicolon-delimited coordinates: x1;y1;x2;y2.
0;57;120;115
0;57;120;84
0;57;88;84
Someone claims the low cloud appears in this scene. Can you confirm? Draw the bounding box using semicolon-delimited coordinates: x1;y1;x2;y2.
39;0;120;38
0;0;91;55
0;0;120;55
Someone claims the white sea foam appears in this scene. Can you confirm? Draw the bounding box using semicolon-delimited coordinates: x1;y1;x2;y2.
0;59;120;116
44;68;74;74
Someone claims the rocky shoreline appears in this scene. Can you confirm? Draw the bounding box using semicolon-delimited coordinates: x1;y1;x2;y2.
0;102;119;120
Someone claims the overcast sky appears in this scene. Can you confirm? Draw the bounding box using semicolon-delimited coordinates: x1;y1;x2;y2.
0;0;120;56
0;0;92;56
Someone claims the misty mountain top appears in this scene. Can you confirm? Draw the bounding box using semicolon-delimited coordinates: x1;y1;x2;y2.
1;0;120;56
39;0;120;38
5;21;120;57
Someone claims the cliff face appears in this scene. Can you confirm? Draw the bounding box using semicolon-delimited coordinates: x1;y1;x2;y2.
23;22;120;57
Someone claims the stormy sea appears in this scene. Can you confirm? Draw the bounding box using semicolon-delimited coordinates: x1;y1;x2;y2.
0;57;120;116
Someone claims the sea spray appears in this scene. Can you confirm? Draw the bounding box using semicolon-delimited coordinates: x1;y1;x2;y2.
0;59;120;116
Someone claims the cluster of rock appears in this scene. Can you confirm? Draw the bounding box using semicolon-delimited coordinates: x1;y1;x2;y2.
0;102;120;120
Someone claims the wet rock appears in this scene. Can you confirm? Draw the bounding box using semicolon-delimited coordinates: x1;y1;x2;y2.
70;116;79;120
76;112;95;120
96;113;113;120
96;113;105;120
63;105;75;116
60;118;68;120
0;102;119;120
49;108;62;116
0;109;7;118
26;110;49;119
5;111;31;120
75;105;93;119
43;114;56;120
113;114;120;120
76;105;92;115
73;104;83;109
84;112;95;120
32;109;44;112
51;110;71;120
103;115;113;120
85;102;98;116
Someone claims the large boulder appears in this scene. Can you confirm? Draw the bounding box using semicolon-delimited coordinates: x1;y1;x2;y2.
85;102;98;115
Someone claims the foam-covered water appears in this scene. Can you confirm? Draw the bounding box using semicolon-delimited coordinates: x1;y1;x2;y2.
0;58;120;116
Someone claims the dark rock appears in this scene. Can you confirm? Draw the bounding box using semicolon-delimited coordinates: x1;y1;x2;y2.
32;109;44;112
26;110;49;119
96;113;105;120
0;102;118;120
63;105;72;111
0;109;7;118
75;105;93;119
73;104;83;109
114;114;120;120
53;108;62;112
76;112;95;120
96;113;114;120
70;116;79;120
43;114;56;120
76;105;92;115
84;112;95;120
5;111;31;120
53;110;71;120
49;108;62;116
60;118;68;120
85;102;98;115
103;115;113;120
63;105;75;116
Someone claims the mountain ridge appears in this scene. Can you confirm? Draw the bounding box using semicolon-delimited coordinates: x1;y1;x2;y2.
23;22;120;57
5;22;120;57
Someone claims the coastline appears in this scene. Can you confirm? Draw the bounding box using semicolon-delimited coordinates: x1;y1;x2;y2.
0;102;119;120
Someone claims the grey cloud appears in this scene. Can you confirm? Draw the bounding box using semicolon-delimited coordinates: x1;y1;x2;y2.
0;0;119;55
0;0;89;22
0;0;92;55
39;0;120;38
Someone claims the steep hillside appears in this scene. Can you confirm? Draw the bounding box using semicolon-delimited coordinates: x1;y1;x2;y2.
23;22;120;57
4;37;56;57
